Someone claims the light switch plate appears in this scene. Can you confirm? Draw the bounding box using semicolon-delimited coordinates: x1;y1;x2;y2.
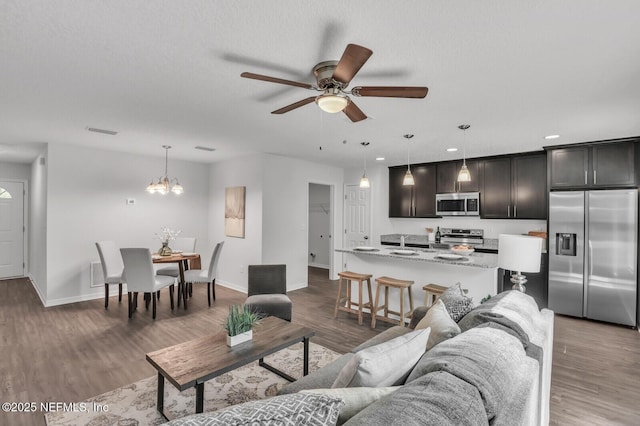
126;198;136;205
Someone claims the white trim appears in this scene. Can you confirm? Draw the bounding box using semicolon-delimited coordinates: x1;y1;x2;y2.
288;281;308;292
28;273;47;307
217;279;247;294
308;262;330;269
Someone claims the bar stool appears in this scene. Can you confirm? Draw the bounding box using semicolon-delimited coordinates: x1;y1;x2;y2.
371;276;415;328
334;271;374;325
422;283;447;307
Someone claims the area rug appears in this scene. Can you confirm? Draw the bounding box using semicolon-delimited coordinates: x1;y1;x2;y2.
45;342;341;426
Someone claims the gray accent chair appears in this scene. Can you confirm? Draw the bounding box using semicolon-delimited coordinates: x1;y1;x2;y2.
245;264;292;322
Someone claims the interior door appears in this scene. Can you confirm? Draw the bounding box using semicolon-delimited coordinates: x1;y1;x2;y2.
0;181;25;279
344;185;371;248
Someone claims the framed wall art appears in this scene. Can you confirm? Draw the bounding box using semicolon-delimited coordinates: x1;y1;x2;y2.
225;186;246;238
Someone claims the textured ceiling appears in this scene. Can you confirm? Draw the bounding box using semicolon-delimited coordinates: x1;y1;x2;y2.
1;0;639;168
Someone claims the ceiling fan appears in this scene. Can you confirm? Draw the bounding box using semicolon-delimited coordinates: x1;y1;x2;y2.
241;44;428;122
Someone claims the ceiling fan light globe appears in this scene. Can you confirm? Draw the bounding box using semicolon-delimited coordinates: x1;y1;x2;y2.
403;170;415;186
316;94;349;113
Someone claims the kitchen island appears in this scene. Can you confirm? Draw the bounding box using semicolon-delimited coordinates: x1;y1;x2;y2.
335;246;499;324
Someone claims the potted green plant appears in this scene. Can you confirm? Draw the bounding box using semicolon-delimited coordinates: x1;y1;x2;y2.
224;304;263;347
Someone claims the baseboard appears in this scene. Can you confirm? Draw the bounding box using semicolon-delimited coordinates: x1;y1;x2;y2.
288;281;308;292
43;283;129;308
308;262;329;270
216;280;247;294
217;280;307;294
27;274;47;307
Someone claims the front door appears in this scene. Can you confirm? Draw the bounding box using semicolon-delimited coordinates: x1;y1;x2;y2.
344;184;371;248
0;181;25;279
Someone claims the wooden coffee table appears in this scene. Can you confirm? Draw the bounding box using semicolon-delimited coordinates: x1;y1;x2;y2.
146;317;315;420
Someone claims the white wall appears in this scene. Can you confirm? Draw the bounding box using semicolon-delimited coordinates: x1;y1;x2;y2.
29;152;47;302
208;155;264;293
0;161;31;181
345;164;546;242
45;143;210;305
208;153;344;293
262;154;344;287
308;183;331;268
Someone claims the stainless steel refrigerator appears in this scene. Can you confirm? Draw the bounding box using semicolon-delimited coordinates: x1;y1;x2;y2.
548;190;638;327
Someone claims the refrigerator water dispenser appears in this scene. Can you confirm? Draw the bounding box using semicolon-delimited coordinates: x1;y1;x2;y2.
555;233;576;256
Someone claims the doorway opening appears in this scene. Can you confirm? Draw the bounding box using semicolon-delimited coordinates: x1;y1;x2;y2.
308;183;332;271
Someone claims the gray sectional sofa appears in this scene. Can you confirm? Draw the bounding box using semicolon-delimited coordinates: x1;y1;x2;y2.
279;290;554;426
166;290;554;425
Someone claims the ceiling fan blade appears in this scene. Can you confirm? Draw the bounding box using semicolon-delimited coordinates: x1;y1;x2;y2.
343;100;367;122
332;44;373;85
241;72;314;89
271;97;317;114
351;86;429;98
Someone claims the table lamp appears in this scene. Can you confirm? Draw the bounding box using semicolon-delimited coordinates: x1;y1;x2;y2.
498;234;543;293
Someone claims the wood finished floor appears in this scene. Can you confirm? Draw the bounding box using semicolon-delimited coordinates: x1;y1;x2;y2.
1;267;639;425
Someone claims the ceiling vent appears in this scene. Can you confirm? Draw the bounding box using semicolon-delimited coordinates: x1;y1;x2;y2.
194;146;216;152
86;127;118;135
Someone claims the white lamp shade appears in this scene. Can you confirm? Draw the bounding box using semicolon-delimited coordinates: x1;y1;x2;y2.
359;175;370;188
497;234;542;273
316;94;349;113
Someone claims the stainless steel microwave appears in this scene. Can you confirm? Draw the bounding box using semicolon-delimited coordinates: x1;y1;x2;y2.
436;192;480;216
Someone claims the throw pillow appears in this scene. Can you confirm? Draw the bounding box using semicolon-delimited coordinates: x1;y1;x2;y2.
439;282;474;322
300;386;400;425
415;299;462;350
331;327;431;388
164;393;344;426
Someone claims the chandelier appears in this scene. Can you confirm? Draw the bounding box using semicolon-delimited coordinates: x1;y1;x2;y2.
146;145;184;195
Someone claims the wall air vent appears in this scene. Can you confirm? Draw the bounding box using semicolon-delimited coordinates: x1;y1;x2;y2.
194;146;216;152
86;127;118;135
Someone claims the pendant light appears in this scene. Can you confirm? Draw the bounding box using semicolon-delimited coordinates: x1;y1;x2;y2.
146;145;184;195
457;124;471;182
402;134;415;186
359;141;371;188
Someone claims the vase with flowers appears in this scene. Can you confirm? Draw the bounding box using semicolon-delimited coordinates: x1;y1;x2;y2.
155;226;181;256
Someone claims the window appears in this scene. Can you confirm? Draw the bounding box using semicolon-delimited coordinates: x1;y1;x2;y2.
0;187;12;199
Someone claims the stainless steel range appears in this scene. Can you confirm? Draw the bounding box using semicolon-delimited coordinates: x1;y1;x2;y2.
439;228;484;245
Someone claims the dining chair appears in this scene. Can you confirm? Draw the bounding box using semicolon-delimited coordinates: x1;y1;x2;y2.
183;241;224;307
120;248;176;319
156;237;197;277
245;264;292;321
95;241;124;309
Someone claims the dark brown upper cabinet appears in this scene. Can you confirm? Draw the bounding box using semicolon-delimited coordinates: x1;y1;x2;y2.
482;153;547;219
481;157;512;218
512;154;547;219
388;164;437;218
548;139;637;189
436;160;482;193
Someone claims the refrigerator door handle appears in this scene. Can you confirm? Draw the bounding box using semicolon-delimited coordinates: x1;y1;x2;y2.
583;194;589;316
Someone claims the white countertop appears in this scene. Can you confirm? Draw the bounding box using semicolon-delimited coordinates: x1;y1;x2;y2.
336;246;498;269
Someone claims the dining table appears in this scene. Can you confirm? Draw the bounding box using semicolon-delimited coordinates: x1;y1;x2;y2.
152;252;201;310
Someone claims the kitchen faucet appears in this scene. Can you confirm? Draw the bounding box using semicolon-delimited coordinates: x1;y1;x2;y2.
400;235;407;248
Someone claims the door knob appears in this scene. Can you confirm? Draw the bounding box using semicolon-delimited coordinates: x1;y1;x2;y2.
364;236;369;240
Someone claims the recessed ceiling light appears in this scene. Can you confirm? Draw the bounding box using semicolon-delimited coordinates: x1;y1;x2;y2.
375;157;385;161
544;134;560;140
86;127;118;135
194;146;216;152
446;147;458;152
